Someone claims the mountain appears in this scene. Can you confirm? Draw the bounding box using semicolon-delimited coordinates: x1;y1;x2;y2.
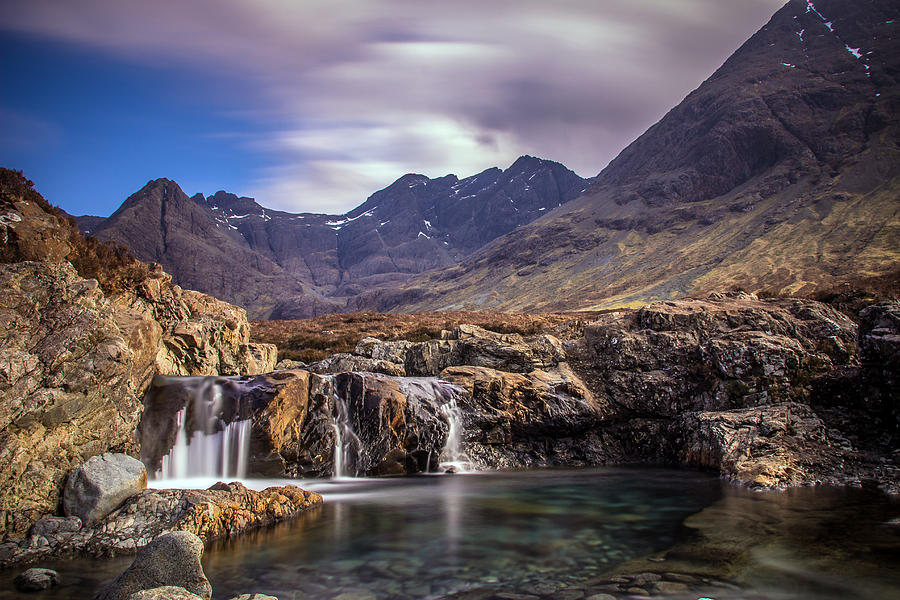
82;157;589;318
364;0;900;313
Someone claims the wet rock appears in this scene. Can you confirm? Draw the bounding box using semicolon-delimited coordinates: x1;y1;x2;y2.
653;580;690;594
28;515;83;538
441;364;603;468
63;453;147;526
227;595;279;600
127;587;203;600
14;567;60;591
93;531;211;600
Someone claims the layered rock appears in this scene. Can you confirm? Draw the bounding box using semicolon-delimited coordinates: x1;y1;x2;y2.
353;324;566;376
0;261;144;538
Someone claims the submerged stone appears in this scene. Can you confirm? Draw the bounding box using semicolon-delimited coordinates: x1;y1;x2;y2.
14;568;60;591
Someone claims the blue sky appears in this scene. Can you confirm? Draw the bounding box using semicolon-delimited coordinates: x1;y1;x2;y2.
0;0;785;217
1;32;270;216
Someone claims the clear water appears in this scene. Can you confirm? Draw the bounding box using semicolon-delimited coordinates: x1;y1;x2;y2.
3;468;899;600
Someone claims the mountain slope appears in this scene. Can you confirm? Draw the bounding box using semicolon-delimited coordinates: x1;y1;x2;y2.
367;0;900;313
85;157;588;318
88;179;340;318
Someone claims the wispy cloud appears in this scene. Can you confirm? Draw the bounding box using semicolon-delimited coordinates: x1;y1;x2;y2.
1;0;786;213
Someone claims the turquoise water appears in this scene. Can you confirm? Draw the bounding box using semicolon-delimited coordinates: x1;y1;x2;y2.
3;468;900;599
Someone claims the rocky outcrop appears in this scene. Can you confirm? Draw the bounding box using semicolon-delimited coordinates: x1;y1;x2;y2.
0;482;321;568
306;353;406;377
561;295;900;490
93;531;211;600
352;325;566;377
63;454;147;526
140;322;600;479
571;295;857;418
0;261;144;539
441;364;601;469
137;294;899;491
0;171;277;540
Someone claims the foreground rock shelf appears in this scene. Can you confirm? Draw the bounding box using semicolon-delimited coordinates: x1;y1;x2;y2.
0;482;321;569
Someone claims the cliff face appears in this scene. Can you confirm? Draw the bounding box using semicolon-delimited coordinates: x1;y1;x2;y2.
0;170;276;539
373;0;900;313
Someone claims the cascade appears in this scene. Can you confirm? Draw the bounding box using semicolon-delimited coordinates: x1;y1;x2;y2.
437;395;473;473
400;378;474;473
151;377;252;481
331;393;363;479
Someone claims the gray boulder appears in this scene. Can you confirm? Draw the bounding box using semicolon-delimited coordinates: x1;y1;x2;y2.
127;587;203;600
94;531;211;600
63;453;147;526
14;567;60;591
307;353;405;376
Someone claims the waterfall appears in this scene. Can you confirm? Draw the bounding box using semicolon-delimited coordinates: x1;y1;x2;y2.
331;393;363;479
152;377;252;481
438;395;473;473
400;378;474;473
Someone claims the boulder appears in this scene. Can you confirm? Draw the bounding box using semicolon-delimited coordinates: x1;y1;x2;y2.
307;353;405;376
14;567;60;591
63;453;147;526
354;337;411;364
127;587;203;600
93;531;211;600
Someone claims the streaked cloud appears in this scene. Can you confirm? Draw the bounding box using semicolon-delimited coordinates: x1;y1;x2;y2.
1;0;786;213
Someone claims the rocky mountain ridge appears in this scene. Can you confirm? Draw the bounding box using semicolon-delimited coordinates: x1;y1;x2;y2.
358;0;900;313
79;156;589;319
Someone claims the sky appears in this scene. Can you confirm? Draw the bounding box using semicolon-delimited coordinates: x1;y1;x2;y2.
0;0;786;217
